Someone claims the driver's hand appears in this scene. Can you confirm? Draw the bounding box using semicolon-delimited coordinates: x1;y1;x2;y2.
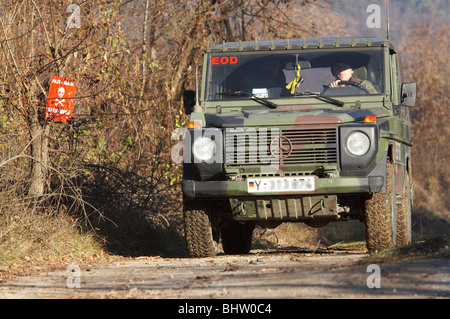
329;80;342;88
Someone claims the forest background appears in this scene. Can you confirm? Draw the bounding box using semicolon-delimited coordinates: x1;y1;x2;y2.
0;0;448;264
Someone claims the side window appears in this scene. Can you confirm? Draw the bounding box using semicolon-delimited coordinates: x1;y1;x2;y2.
390;52;401;105
396;54;410;122
396;54;404;84
391;53;410;122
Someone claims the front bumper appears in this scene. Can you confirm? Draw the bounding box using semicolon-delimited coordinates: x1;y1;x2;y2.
182;176;384;199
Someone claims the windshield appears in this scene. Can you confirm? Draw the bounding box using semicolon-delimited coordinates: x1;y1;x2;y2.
205;48;383;101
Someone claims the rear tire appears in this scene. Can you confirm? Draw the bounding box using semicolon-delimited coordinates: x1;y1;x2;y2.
184;209;219;258
221;220;254;255
364;161;397;253
396;172;412;246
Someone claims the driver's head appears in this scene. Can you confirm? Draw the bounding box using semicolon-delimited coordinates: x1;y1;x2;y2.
332;62;353;81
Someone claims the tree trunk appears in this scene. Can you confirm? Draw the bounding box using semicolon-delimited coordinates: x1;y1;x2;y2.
29;122;50;198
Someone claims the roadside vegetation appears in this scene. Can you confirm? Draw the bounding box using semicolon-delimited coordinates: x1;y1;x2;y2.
0;0;448;273
360;235;450;264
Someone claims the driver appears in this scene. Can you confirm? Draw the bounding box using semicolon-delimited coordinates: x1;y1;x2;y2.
329;62;377;94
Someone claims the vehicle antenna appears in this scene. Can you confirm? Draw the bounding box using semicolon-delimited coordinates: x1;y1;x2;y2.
386;0;390;40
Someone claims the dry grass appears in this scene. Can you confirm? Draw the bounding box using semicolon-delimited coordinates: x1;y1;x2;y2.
360;235;450;265
0;201;103;267
252;220;367;250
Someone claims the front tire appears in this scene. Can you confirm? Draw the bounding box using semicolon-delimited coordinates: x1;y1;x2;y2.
364;161;397;253
184;209;219;258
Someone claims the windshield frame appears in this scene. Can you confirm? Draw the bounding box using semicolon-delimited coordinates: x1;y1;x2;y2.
203;47;385;104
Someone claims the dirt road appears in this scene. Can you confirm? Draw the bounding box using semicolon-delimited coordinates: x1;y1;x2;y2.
0;246;448;300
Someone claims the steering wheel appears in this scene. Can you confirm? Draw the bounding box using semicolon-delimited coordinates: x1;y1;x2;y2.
338;81;370;94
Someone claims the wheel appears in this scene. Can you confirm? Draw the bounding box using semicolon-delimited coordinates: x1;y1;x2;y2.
396;172;412;246
184;208;219;258
221;220;255;255
364;160;397;253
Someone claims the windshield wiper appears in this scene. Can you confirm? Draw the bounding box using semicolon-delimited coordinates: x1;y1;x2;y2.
295;92;344;107
217;91;278;109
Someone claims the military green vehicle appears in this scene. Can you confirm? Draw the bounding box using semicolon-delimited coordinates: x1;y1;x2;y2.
182;37;415;257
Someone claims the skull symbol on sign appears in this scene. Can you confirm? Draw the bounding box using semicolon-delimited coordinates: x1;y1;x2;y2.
58;86;65;99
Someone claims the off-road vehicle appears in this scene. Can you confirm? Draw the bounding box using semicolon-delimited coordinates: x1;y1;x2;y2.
182;37;415;257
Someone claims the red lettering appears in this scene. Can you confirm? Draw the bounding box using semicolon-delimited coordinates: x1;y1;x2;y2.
212;56;239;65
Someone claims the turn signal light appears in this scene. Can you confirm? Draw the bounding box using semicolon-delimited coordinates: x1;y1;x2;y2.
364;115;377;123
188;121;201;129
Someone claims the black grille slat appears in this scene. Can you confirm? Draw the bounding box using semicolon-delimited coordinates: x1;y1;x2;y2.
225;127;337;166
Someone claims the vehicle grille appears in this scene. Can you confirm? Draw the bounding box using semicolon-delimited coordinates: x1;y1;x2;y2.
224;127;337;166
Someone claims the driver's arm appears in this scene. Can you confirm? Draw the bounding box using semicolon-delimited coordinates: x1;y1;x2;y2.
361;80;378;94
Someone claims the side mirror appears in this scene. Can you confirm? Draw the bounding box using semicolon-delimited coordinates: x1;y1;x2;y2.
401;82;416;107
183;90;196;115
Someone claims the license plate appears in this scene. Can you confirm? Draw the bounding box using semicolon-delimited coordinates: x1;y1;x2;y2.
247;176;315;193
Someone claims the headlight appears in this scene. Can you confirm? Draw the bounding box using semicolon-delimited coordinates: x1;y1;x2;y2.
192;136;216;162
346;131;370;156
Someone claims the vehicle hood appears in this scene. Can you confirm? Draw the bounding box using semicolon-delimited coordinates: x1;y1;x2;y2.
204;106;390;128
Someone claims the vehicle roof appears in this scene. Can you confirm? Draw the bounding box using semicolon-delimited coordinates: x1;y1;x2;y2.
206;37;395;53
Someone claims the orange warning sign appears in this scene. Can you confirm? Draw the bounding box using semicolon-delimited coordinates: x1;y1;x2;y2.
45;76;77;123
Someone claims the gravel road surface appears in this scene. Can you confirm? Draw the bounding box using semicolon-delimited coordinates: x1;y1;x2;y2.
0;247;448;300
